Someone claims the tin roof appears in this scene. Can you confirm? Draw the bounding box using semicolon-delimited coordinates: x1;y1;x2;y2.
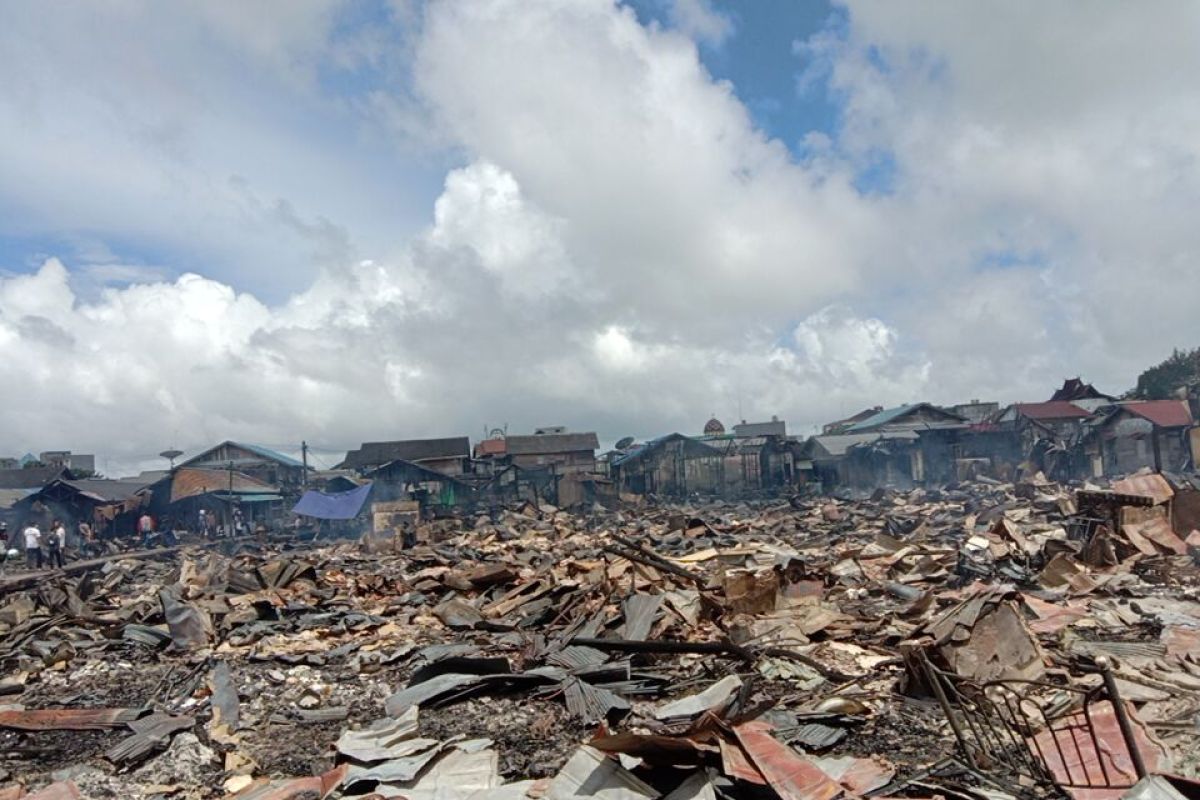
1011;401;1092;421
1121;400;1193;428
169;468;276;504
808;431;919;458
844;403;965;433
505;433;599;456
338;438;470;470
181;441;305;470
0;466;66;490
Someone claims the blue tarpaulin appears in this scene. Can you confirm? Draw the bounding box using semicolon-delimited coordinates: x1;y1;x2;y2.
292;482;373;520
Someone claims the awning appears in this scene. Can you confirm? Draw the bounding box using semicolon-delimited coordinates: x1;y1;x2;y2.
212;493;283;503
292;482;373;520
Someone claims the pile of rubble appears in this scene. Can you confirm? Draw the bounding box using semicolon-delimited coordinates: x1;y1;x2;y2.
0;474;1198;799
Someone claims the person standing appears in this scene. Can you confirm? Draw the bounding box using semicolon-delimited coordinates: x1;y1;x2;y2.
77;519;95;558
23;522;42;569
46;520;65;568
0;522;9;571
138;512;154;547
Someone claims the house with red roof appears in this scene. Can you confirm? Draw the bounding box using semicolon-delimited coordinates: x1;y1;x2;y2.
1083;400;1196;476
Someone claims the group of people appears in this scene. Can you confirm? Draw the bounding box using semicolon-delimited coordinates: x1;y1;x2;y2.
0;519;88;570
0;505;272;572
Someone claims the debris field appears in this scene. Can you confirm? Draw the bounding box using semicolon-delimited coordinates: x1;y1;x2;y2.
0;474;1198;800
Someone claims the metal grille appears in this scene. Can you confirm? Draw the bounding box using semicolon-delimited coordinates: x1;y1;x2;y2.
920;655;1147;793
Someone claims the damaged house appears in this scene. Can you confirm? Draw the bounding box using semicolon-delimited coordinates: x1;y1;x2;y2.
472;430;606;508
609;433;724;497
337;437;471;477
1081;400;1196;476
838;403;967;489
179;441;309;491
143;467;282;532
363;458;474;516
990;401;1095;480
14;476;152;538
702;418;796;494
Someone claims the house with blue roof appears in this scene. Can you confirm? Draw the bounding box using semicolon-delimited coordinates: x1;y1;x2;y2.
178;440;309;491
843;402;966;433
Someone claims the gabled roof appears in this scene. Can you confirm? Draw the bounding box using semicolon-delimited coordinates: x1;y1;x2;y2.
1011;401;1092;421
66;478;151;503
365;458;470;487
0;466;66;490
337;437;470;470
1118;400;1194;428
26;477;150;504
181;441;305;469
1050;378;1115;402
504;432;599;456
806;431;919;458
610;433;723;467
823;407;882;433
844;403;965;433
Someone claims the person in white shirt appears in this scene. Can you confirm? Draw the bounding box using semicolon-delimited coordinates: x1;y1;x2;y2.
23;523;42;569
46;520;66;568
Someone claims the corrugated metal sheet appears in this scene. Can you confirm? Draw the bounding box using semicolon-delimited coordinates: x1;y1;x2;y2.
182;440;305;469
475;438;507;457
339;438;470;470
169;468;275;504
1012;401;1092;421
0;707;141;731
1111;473;1174;505
1122;400;1194;428
505;433;599;456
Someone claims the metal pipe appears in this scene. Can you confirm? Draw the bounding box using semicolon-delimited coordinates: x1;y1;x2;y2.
1097;657;1148;780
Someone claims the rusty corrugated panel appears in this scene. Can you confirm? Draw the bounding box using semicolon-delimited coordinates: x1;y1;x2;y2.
0;785;24;800
1122;400;1194;429
169;467;275;503
0;708;140;731
1112;474;1174;506
1030;701;1169;800
228;764;347;800
1014;402;1093;420
718;737;767;785
733;721;843;800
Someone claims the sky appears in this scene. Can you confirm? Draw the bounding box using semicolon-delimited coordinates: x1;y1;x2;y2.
2;0;1199;474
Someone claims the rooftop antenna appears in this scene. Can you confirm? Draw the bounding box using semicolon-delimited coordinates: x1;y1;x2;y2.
159;448;183;469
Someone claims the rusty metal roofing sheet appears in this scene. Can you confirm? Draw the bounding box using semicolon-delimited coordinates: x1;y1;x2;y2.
1121;400;1194;429
169;467;275;504
1111;473;1174;505
0;707;141;731
1013;401;1093;420
733;721;843;800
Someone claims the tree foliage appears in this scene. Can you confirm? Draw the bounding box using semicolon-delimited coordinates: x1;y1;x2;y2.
1133;347;1200;399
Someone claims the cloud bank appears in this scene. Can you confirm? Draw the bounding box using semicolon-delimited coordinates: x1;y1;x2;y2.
1;0;1198;472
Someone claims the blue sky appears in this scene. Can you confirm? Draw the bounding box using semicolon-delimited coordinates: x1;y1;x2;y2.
624;1;841;146
0;0;852;299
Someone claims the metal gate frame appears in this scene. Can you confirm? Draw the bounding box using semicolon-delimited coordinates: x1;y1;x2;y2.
920;653;1148;793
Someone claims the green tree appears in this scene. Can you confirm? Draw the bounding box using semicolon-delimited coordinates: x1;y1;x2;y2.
1133;347;1200;399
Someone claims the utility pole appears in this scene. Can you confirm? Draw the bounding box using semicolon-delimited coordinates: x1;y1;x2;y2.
227;460;234;535
301;441;309;488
